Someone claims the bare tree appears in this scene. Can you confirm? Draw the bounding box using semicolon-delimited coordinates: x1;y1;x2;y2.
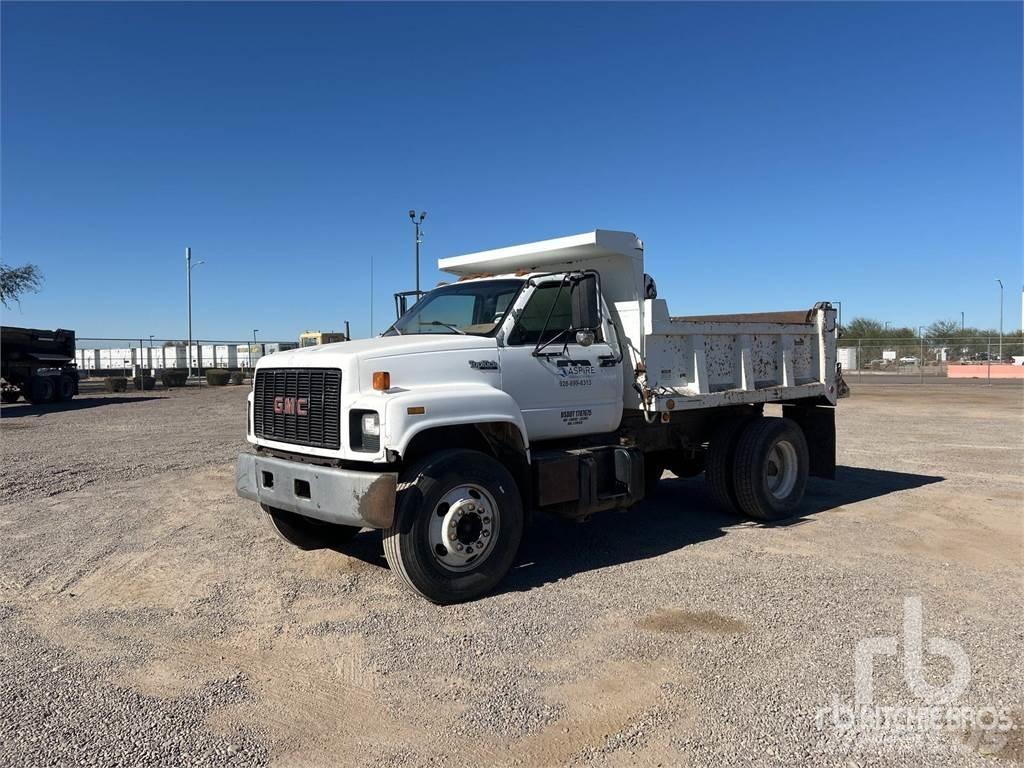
0;263;43;309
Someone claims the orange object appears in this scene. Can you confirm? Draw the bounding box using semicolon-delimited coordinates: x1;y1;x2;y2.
372;371;391;390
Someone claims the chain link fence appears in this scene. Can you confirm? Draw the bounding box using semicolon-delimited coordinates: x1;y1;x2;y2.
74;337;298;378
838;336;1024;382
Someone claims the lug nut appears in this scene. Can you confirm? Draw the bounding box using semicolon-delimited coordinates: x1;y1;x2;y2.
448;532;457;541
482;530;490;537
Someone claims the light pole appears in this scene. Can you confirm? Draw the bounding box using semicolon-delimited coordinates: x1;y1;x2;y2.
186;247;205;378
918;325;926;383
408;209;426;296
996;278;1003;361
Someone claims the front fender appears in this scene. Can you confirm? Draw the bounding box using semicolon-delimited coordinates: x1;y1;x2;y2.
382;384;529;456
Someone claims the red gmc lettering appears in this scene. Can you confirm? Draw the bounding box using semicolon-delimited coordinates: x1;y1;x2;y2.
272;396;308;416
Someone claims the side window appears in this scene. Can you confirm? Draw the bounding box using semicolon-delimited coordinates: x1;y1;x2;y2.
510;283;572;345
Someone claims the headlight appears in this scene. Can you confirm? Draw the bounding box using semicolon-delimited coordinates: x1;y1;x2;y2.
361;412;380;437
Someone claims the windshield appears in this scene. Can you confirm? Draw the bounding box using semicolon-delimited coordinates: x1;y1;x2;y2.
384;279;524;336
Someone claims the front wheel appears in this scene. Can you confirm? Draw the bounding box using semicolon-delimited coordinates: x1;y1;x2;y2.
383;449;524;605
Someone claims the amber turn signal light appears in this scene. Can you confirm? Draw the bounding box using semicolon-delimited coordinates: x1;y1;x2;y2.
372;371;391;391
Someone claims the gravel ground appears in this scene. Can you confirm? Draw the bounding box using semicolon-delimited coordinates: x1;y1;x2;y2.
1;381;1021;767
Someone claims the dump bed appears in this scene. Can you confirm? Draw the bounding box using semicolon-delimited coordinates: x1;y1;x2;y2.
641;301;839;411
1;326;76;367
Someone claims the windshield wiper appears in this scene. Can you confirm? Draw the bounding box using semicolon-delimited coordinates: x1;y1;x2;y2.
420;321;466;335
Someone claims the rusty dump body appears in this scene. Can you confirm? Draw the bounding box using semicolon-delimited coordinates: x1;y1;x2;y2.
640;300;839;411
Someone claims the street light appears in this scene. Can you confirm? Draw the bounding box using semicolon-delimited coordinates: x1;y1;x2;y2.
408;209;427;296
186;247;206;378
996;278;1003;361
918;325;926;383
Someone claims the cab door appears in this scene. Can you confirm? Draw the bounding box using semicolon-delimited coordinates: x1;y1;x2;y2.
498;276;624;441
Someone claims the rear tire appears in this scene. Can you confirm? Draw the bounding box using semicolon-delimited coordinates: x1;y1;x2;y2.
383;449;523;605
25;375;56;404
704;416;756;513
732;417;809;522
56;374;76;401
261;505;361;550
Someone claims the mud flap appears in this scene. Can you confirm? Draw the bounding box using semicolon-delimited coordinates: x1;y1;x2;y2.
782;404;836;480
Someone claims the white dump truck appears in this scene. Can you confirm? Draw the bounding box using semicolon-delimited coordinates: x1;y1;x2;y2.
237;230;842;603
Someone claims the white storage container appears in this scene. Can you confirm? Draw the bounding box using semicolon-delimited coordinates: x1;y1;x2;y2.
213;345;238;369
837;347;858;371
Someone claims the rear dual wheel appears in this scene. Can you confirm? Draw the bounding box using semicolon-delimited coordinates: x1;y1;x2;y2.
705;416;809;522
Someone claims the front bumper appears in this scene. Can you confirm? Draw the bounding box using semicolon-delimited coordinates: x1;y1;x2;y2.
235;452;397;529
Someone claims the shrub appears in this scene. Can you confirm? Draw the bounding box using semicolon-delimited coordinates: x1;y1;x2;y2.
206;369;231;386
105;377;127;393
133;376;156;391
161;370;188;388
229;371;244;385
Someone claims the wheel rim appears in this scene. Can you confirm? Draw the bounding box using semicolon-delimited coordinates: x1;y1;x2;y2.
765;439;798;499
427;483;499;572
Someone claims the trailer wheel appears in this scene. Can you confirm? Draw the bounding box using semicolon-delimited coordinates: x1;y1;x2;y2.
56;374;76;401
1;390;19;404
732;417;809;522
261;504;361;550
383;449;523;605
704;417;755;513
25;375;56;404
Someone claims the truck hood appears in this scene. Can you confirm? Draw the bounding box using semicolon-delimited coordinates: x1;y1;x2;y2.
257;334;498;370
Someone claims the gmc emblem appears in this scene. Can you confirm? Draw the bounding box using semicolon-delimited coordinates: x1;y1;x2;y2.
273;396;308;416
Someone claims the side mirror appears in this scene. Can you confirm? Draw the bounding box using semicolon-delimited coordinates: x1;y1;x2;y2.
571;274;600;330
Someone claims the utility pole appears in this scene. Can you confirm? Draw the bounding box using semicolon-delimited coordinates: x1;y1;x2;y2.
961;311;964;332
409;209;426;296
996;278;1003;361
918;325;926;384
344;320;351;341
186;247;206;379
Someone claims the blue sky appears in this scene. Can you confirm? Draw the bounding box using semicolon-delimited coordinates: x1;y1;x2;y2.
2;1;1021;341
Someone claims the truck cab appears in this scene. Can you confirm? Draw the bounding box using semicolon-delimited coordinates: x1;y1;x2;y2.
237;230;841;603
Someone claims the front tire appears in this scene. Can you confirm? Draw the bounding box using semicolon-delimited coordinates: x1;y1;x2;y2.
383;449;524;605
732;417;809;521
261;505;361;550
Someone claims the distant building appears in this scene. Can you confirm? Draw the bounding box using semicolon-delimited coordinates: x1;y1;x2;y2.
299;331;348;347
